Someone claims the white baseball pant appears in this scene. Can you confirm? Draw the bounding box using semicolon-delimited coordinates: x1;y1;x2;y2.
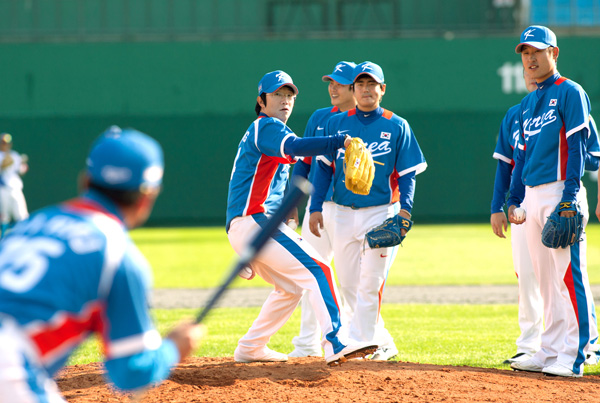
510;201;543;356
523;181;595;374
228;215;347;359
332;202;399;348
291;201;337;353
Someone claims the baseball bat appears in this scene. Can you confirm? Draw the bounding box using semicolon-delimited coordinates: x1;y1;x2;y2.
131;177;311;402
194;176;312;324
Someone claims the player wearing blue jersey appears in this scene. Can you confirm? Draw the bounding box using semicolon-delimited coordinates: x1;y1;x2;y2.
0;127;203;401
288;61;357;358
310;62;427;361
493;72;600;366
491;71;543;365
507;26;596;377
227;70;377;366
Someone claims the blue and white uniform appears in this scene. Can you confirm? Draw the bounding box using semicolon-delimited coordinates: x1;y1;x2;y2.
492;104;544;359
311;106;426;351
508;73;594;375
0;190;178;402
227;109;359;362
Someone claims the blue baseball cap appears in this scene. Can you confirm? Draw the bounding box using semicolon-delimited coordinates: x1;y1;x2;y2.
322;61;357;85
258;70;298;96
515;25;557;53
86;126;164;193
353;61;385;84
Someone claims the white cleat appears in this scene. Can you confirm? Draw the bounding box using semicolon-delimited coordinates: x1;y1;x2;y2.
234;346;288;363
503;352;533;365
326;343;378;366
288;347;323;358
370;345;399;361
510;358;544;373
542;362;583;378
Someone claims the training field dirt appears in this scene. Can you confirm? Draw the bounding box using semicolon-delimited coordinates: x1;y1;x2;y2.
58;356;600;402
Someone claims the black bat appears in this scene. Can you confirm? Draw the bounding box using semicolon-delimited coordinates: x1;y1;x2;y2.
194;176;312;324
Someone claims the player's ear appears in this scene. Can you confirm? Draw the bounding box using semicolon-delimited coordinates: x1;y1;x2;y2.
552;46;559;60
257;95;266;109
380;84;386;96
77;171;91;193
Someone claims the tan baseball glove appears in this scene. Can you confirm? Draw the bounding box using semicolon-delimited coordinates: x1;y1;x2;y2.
1;154;13;169
343;137;374;195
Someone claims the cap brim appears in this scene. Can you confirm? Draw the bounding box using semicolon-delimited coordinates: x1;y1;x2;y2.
353;72;384;84
322;74;353;85
264;83;299;95
515;41;551;53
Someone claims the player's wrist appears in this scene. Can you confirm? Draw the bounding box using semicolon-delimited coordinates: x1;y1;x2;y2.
399;209;411;219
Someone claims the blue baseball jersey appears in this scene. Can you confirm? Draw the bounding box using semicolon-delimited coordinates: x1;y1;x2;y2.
0;190;177;389
226;114;297;230
319;108;427;209
587;115;600;170
490;104;521;214
518;74;589;188
300;106;342;202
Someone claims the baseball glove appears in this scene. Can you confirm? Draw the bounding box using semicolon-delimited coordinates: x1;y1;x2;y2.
541;201;583;249
365;215;413;249
344;137;374;195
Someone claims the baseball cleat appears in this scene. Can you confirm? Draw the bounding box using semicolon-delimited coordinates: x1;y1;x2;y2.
326;343;378;366
288;347;323;358
503;352;533;365
370;345;399;361
585;352;599;366
234;346;288;363
542;362;582;378
510;358;544;373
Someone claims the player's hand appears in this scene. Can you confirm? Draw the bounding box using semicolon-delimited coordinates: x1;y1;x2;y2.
490;212;508;238
559;210;576;218
309;212;324;237
507;205;525;225
343;135;352;148
166;321;205;362
398;209;411;237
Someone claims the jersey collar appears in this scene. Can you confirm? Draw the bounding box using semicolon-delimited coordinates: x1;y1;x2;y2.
536;72;561;91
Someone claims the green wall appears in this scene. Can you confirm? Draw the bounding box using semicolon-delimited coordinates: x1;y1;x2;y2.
1;37;599;225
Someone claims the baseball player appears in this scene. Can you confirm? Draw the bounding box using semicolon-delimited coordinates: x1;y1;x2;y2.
226;70;377;365
0;133;29;238
491;70;543;365
310;62;427;360
0;127;203;401
491;72;600;365
288;61;357;358
508;26;596;377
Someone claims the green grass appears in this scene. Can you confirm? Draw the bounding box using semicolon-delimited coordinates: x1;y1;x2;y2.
132;223;600;288
69;305;600;375
68;223;600;374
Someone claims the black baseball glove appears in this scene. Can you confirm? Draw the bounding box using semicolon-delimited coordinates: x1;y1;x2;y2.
365;215;413;249
541;201;583;249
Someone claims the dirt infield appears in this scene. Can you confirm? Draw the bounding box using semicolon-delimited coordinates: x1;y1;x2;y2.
58;357;600;402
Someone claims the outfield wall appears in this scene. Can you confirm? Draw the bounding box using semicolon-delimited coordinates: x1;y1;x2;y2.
1;37;599;225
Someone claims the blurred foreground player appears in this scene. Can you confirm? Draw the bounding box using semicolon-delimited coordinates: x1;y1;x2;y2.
0;127;202;401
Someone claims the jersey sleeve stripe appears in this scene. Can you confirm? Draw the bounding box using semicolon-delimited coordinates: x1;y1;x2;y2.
558;125;568;180
280;133;296;158
398;162;427;177
565;121;588;138
106;329;162;359
493;152;513;165
316;155;333;166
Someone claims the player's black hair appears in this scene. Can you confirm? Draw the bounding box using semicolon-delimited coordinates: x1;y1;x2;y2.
88;182;144;207
255;93;267;116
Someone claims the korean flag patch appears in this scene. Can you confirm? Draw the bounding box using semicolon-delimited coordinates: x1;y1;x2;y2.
380;132;391;139
549;99;557;106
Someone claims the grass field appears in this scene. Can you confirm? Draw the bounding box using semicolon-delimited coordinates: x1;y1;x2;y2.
69;223;600;375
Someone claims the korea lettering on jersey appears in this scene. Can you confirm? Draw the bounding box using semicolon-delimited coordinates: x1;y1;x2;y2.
301;106;340;202
518;75;591;187
493;104;522;166
320;109;427;208
226;115;297;230
0;195;162;379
